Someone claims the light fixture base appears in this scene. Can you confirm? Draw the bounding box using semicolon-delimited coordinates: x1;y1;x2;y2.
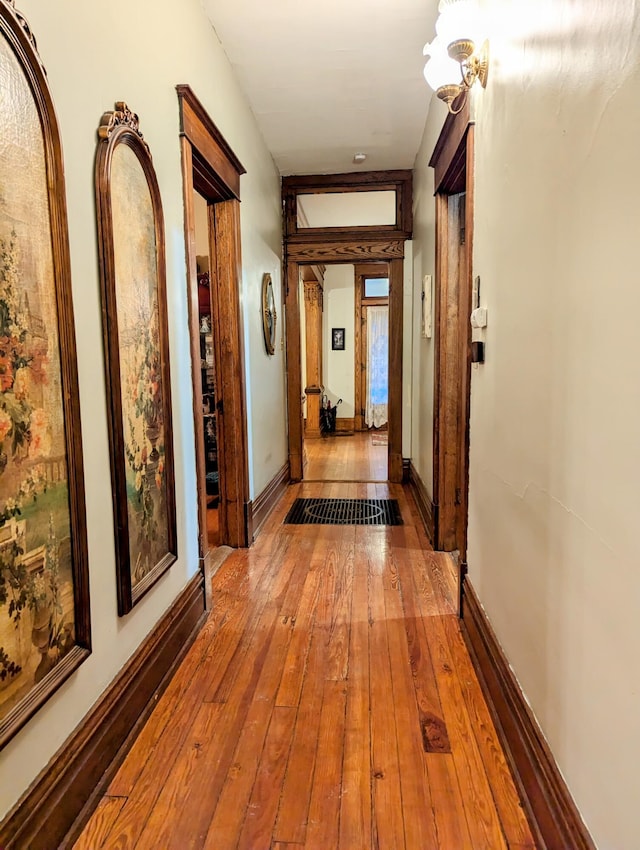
447;38;475;64
470;40;490;88
436;83;467;115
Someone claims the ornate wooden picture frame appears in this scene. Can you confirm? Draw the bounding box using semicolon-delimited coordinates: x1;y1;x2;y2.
0;0;91;748
262;272;277;355
94;103;177;616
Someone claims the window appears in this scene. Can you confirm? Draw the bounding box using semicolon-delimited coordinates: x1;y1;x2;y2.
364;277;389;299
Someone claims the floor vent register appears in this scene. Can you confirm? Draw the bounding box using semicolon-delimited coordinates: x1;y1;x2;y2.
284;497;403;526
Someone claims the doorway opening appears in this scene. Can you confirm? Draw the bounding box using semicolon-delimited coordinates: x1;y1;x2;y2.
192;191;220;547
298;262;389;482
355;264;389;436
429;105;475;610
283;170;413;484
177;85;250;604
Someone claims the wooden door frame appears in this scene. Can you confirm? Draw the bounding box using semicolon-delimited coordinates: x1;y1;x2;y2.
285;249;405;482
283;170;412;484
177;85;250;602
354;263;390;432
429;103;474;573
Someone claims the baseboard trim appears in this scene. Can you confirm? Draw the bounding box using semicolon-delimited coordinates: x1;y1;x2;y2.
461;578;596;850
335;417;355;432
251;461;290;540
402;458;411;484
0;572;207;850
407;460;435;544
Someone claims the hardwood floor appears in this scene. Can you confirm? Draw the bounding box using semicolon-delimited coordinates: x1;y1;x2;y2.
304;431;388;481
74;481;535;850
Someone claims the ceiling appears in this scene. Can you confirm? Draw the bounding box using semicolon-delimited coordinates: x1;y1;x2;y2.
202;0;439;176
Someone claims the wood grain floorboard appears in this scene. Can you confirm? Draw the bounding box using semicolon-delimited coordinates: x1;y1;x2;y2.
235;706;297;850
305;680;348;850
72;796;127;850
74;440;536;850
338;558;372;850
369;543;406;850
304;432;387;482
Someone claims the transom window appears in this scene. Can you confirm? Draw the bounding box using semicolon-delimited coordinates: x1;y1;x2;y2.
364;277;389;299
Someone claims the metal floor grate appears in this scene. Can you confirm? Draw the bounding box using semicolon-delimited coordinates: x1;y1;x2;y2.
284;498;403;526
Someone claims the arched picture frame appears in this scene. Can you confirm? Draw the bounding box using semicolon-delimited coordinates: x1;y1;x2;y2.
94;103;177;616
0;0;91;748
262;272;277;355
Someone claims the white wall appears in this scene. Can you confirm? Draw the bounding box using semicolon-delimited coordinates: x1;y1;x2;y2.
323;265;355;418
410;107;442;495
1;0;284;819
467;2;640;847
298;190;396;228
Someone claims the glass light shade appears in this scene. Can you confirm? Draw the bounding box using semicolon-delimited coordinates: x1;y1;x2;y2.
435;0;484;49
423;36;462;91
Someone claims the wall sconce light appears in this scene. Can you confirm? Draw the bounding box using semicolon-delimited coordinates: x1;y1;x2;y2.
423;0;489;114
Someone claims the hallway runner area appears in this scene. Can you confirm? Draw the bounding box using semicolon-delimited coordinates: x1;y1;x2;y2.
73;480;536;850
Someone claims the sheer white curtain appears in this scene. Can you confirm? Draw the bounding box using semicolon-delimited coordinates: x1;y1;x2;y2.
365;305;388;428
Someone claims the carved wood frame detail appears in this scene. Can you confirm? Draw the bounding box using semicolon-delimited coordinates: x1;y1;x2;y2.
0;0;91;747
94;102;178;616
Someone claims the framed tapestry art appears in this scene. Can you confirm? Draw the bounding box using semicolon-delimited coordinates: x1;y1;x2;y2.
262;273;277;355
95;103;177;616
0;0;91;748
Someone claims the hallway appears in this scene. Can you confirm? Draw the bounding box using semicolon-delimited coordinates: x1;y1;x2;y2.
74;480;535;850
304;431;388;482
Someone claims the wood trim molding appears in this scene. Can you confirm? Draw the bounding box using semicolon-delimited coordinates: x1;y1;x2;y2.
282;170;412;241
408;461;435;545
402;458;411;484
177;86;250;551
286;239;405;264
0;573;207;850
283;169;412;190
430;112;474;559
180;137;208;565
210;199;251;548
250;462;290;541
285;261;304;481
335;417;355;433
429;99;471;194
461;579;597;850
176;85;245;200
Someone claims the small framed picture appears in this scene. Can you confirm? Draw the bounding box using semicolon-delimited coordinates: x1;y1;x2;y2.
332;327;345;350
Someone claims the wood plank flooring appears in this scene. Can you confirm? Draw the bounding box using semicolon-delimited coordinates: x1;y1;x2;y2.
304;432;387;481
74;481;535;850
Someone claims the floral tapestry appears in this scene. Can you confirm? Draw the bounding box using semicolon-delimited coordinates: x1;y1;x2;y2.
111;144;170;588
0;11;90;742
95;104;176;615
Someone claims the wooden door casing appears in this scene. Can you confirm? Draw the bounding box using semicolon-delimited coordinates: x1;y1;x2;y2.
178;85;250;588
285;249;405;483
430;107;474;583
